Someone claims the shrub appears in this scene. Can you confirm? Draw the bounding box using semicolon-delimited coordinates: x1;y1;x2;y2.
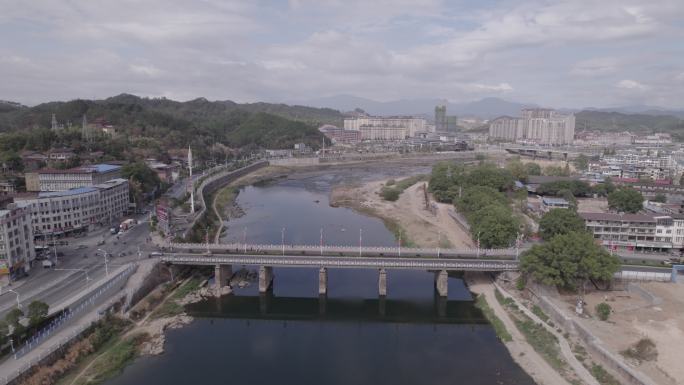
595;302;611;321
381;187;400;201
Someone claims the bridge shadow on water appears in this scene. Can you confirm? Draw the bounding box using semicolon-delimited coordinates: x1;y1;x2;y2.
186;292;488;325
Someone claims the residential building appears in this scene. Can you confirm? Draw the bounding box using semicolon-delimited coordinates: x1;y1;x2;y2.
434;104;458;133
20;151;48;171
0;180;16;195
344;116;427;139
489;108;575;145
318;125;361;144
14;178;129;237
47;147;76;162
35;164;122;191
0;203;35;278
579;211;684;252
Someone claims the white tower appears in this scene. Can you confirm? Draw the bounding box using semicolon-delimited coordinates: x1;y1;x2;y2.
82;114;89;141
188;145;195;213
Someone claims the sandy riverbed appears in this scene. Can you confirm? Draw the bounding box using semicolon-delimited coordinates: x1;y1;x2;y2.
330;178;474;248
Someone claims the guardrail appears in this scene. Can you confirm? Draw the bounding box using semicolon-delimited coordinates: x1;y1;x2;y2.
166;242;523;258
161;254;520;271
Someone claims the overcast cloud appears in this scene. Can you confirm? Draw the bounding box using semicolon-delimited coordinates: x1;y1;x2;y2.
1;0;683;108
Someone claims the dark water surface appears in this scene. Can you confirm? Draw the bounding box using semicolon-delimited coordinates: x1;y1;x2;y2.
105;166;534;385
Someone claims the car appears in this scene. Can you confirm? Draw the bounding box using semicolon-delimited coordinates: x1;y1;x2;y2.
42;260;54;268
97;240;106;246
76;245;87;250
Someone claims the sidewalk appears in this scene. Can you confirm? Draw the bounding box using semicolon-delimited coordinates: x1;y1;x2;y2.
0;264;134;384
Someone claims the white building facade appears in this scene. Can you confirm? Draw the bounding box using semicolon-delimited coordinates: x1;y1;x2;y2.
344;116;427;140
0;204;35;277
15;178;129;237
489;108;575;145
37;164;122;192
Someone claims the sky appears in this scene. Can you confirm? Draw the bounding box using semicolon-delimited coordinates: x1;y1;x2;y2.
1;0;683;109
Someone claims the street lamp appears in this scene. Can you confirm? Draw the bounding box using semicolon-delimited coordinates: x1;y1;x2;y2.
281;227;285;256
476;231;481;258
8;289;21;309
437;231;441;258
97;248;109;276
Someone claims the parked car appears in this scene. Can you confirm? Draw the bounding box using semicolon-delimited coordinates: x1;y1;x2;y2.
97;240;106;246
42;260;54;268
76;245;87;250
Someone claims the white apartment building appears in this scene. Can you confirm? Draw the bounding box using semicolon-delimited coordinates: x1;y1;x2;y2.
36;164;122;192
580;211;684;252
489;108;575;145
0;204;35;277
15;178;129;237
344;116;426;139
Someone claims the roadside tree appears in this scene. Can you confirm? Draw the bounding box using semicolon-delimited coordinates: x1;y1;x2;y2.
608;187;644;213
27;300;49;327
538;209;586;240
520;231;620;291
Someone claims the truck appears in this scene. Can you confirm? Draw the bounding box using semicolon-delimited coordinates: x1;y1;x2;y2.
120;218;137;231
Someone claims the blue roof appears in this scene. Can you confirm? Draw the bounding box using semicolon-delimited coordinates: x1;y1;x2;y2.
39;187;98;198
84;164;121;173
542;197;569;204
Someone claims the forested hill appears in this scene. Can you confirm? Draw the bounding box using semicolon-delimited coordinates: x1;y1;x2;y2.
575;110;684;141
0;94;343;159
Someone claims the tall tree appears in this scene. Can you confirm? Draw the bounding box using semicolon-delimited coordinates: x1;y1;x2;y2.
520;231;621;290
539;209;586;240
27;300;49;327
470;205;519;248
608;187;644;213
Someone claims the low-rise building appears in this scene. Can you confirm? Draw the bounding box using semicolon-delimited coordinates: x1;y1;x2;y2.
0;203;35;278
14;178;129;237
35;163;122;191
541;197;570;212
579;211;684;252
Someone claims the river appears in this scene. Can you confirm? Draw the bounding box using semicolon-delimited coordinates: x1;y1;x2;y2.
104;165;535;385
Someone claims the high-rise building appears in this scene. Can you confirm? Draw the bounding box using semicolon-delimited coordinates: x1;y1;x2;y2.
435;104;446;132
489;108;575;145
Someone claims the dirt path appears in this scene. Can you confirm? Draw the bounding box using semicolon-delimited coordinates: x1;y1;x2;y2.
468;274;572;385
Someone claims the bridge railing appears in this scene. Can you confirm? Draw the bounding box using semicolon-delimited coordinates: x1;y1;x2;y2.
164;242;524;258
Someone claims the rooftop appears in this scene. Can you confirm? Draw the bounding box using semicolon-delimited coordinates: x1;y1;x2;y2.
39;163;121;175
579;212;655;223
37;186;99;198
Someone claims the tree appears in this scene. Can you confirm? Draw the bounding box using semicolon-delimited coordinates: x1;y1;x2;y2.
0;319;8;344
524;162;542;176
608;187;644;213
470;205;519;248
456;186;507;213
544;165;570;177
536;180;591;197
465;164;514;191
539;209;586;240
27;300;49;327
520;231;621;290
574;154;589;171
122;162;161;198
653;193;667;203
595;302;611;321
506;159;528;182
679;174;684;187
5;307;24;327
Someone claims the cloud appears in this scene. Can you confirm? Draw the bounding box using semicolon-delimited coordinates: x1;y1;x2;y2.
616;79;649;90
571;58;619;76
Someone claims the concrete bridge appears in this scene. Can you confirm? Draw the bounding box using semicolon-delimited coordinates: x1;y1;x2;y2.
160;252;520;298
504;145;600;161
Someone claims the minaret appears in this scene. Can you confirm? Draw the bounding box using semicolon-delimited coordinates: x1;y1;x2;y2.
188;145;195;213
82;114;88;141
51;114;58;131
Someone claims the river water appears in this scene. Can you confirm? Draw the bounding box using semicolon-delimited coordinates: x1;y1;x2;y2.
105;165;534;385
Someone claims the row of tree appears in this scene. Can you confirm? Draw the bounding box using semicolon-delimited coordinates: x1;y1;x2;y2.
0;301;49;347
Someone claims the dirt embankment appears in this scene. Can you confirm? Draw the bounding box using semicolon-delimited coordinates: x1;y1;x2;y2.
330;178;474;248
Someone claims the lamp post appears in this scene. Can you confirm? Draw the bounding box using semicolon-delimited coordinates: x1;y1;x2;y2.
281;227;285;256
8;289;21;309
437;231;441;258
97;248;109;276
476;231;481;258
320;227;324;256
359;228;363;257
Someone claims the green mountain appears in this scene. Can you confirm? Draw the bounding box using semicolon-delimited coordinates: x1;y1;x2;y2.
0;94;343;162
575;110;684;141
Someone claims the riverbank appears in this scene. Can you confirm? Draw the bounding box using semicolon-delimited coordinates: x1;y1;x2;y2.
330;177;474;248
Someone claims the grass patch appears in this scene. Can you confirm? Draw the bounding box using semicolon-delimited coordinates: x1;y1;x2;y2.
590;363;621;385
72;333;149;385
150;277;202;319
215;186;238;214
475;294;513;342
494;288;516;308
380;174;428;202
621;338;657;363
514;315;567;372
531;305;550;323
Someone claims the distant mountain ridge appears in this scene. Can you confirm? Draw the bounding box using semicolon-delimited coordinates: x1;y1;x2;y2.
293;95;534;119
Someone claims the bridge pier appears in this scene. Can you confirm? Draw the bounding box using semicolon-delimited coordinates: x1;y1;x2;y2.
259;266;274;293
214;264;232;291
378;268;387;297
319;267;328;296
434;270;448;297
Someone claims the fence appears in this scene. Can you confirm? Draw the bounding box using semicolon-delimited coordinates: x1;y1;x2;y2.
1;264;137;385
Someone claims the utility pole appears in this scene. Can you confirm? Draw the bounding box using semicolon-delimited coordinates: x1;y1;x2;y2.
98;248;109;276
8;289;21;309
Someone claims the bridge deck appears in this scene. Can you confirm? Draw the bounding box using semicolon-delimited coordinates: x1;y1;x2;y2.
161;253;519;271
